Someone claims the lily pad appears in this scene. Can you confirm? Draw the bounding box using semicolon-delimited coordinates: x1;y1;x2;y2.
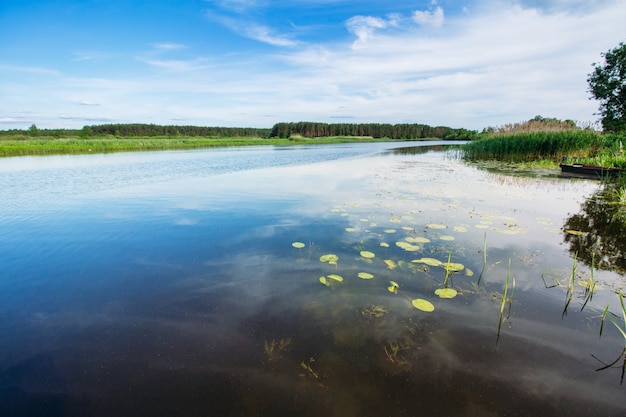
412;257;442;267
384;229;397;233
384;259;397;270
319;254;339;264
465;268;474;277
426;224;446;229
439;235;455;241
292;242;305;249
380;242;390;248
319;276;330;286
388;281;399;294
441;262;464;273
453;226;468;233
327;274;344;282
411;298;435;312
345;227;356;232
358;272;374;280
435;288;458;299
395;241;420;251
360;251;376;259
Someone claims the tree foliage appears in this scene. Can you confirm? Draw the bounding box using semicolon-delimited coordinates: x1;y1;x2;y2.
269;122;475;140
588;42;626;133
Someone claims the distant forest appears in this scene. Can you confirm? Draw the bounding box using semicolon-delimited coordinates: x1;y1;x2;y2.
1;122;476;140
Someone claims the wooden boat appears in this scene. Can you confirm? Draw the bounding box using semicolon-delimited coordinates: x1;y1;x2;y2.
559;163;625;179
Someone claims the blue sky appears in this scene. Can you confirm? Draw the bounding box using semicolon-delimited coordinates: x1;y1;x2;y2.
1;0;625;130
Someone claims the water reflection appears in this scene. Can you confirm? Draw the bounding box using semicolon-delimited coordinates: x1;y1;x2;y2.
563;188;626;273
1;143;625;416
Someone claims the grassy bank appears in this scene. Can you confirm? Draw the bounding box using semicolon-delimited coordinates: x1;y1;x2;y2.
462;131;626;167
0;135;416;157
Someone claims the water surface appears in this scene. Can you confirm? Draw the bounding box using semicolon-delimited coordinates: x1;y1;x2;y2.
1;142;624;416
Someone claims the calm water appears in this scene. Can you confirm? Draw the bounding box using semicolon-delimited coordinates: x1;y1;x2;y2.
1;142;624;416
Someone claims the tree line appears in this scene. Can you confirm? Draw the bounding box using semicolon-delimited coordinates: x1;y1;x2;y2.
1;122;476;140
269;122;475;139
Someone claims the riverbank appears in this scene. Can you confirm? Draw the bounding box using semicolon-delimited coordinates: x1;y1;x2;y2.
0;135;423;157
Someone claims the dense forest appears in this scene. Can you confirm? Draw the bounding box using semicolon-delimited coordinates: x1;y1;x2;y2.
1;122;475;140
269;122;475;139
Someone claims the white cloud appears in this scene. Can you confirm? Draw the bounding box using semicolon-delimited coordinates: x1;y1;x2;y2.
412;6;444;29
142;58;211;72
346;15;390;44
153;42;189;50
209;0;259;13
2;1;625;130
242;23;299;47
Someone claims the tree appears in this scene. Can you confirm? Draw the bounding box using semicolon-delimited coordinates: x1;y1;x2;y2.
587;42;626;133
27;124;39;136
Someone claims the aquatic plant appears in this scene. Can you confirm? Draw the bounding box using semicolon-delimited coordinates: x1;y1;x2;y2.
462;130;604;162
361;305;387;319
264;338;292;361
580;253;597;311
411;298;435;312
562;253;578;317
595;291;626;384
496;259;516;344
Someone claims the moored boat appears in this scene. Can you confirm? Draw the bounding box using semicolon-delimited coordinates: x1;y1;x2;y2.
559;162;625;179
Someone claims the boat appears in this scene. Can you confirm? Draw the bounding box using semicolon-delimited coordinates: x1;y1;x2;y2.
559;162;625;179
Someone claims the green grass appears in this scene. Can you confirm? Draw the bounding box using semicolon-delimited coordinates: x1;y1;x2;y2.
462;130;607;162
0;135;411;157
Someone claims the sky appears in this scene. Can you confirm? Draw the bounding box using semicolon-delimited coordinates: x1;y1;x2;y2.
1;0;625;131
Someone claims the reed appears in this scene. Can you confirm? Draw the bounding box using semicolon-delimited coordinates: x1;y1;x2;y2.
477;231;487;285
462;131;609;162
443;245;453;288
595;291;626;384
580;253;597;311
496;259;515;344
562;253;578;317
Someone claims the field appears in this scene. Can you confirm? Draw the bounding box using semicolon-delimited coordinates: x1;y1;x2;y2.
0;135;410;157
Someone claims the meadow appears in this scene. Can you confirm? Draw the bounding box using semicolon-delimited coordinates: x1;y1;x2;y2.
0;135;400;157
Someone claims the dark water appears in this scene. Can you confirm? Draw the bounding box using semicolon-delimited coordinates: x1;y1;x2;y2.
1;142;624;416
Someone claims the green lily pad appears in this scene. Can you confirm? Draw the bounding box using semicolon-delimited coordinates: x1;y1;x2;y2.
439;235;455;241
388;281;399;294
441;262;464;273
319;276;330;286
426;224;446;229
292;242;305;249
380;242;390;248
319;254;339;264
435;288;458;299
327;274;344;282
396;241;420;251
412;257;442;267
345;227;356;232
384;259;397;270
411;298;435;312
360;251;375;259
358;272;374;280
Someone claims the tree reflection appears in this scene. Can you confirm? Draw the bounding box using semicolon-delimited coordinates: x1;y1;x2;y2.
563;189;626;273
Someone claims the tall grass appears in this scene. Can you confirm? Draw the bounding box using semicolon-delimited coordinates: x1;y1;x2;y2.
0;135;397;157
462;131;605;162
